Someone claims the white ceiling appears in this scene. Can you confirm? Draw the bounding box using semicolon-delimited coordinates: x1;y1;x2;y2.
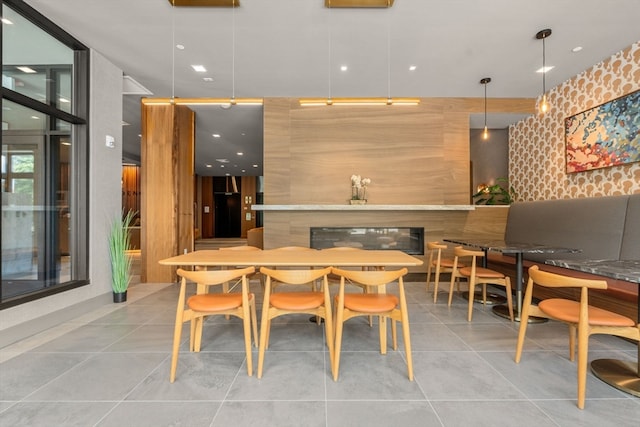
21;0;640;176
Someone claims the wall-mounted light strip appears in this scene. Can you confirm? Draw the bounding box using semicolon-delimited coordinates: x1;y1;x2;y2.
142;97;263;106
299;97;419;106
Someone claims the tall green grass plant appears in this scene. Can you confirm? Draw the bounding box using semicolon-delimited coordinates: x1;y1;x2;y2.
108;210;136;294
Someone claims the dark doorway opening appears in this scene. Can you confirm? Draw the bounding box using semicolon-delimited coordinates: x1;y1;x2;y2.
214;193;241;237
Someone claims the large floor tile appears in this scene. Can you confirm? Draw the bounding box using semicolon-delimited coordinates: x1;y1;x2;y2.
0;401;115;427
96;401;220;427
212;401;326;427
327;401;439;427
24;352;167;401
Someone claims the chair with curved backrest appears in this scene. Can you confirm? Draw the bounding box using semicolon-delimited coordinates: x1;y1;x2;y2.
515;265;639;409
257;266;334;378
269;246;319;290
219;245;262;288
331;267;413;381
425;241;464;303
322;246;375;326
171;266;258;382
448;246;514;322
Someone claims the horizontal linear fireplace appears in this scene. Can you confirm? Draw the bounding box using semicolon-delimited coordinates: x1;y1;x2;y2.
310;227;424;255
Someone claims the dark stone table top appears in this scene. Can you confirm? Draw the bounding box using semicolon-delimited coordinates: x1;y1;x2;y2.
545;259;640;284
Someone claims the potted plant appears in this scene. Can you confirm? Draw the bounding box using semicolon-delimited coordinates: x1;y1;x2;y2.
472;177;515;205
108;210;136;302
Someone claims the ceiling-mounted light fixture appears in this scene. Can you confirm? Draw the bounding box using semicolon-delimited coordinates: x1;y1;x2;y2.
325;0;394;7
300;1;418;107
142;98;262;106
480;77;491;140
169;0;238;6
535;28;552;114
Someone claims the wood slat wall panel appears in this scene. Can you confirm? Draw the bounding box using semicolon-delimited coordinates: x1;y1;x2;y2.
141;104;194;282
262;97;532;269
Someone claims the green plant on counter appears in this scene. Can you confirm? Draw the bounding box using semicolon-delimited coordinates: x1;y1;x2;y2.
108;210;137;294
472;178;515;205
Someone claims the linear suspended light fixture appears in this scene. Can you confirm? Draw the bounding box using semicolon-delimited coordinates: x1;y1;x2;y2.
169;0;239;7
535;28;552;114
325;0;394;7
299;97;419;106
142;97;263;106
480;77;491;140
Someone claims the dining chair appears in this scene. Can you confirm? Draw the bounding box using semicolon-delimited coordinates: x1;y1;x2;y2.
269;246;319;290
171;266;258;382
448;246;514;322
322;246;376;326
257;266;334;378
425;241;464;303
331;267;413;381
219;245;263;289
515;265;639;409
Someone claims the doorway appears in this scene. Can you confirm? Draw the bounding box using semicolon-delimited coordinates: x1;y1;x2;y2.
214;193;241;237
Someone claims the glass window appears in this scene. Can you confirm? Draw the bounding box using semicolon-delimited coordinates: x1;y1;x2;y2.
1;1;88;308
2;4;74;111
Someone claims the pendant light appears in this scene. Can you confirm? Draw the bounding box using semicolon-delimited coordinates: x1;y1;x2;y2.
536;28;552;114
480;77;491;140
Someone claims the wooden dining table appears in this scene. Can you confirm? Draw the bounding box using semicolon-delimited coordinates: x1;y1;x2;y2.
158;248;424;269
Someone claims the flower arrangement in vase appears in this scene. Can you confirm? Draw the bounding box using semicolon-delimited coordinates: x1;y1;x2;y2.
350;174;371;204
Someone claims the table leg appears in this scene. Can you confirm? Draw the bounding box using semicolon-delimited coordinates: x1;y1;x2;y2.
492;253;546;323
590;293;640;397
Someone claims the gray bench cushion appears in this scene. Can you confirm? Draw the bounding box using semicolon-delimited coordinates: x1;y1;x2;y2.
505;196;629;262
620;194;640;260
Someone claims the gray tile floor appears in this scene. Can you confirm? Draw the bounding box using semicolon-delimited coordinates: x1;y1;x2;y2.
1;277;639;427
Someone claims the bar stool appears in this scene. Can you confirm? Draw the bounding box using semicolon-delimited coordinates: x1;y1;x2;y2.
448;246;514;322
425;241;464;303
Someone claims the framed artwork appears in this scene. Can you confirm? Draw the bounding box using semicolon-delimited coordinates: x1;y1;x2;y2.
564;89;640;173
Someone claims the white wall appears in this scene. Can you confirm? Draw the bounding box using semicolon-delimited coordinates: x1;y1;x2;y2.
0;50;122;331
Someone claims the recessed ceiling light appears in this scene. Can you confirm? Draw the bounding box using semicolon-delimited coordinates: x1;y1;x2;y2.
17;66;36;73
409;65;417;71
191;65;207;72
237;152;243;156
220;165;225;168
572;46;583;53
176;44;185;50
536;65;554;73
212;133;221;138
241;169;246;172
225;173;230;176
253;164;258;168
216;158;230;163
205;164;212;168
31;115;40;119
340;65;348;71
203;77;214;82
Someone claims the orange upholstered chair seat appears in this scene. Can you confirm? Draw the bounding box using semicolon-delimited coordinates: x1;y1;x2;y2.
342;294;399;313
538;299;636;327
270;292;325;310
459;266;505;279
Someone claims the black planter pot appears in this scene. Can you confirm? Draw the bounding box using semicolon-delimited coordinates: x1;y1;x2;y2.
113;290;127;303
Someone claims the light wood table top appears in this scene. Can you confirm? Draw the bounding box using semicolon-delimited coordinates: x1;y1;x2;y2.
159;248;423;268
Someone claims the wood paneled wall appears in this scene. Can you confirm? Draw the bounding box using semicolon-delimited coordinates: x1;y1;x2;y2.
122;165;140;217
262;97;531;270
140;104;195;282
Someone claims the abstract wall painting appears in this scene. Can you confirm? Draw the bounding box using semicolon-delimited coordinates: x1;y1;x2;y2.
565;89;640;173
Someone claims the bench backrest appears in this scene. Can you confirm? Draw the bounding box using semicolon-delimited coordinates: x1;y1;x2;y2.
505;195;630;262
620;194;640;260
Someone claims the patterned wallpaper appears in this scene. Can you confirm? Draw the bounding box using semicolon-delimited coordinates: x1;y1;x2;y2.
509;41;640;201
